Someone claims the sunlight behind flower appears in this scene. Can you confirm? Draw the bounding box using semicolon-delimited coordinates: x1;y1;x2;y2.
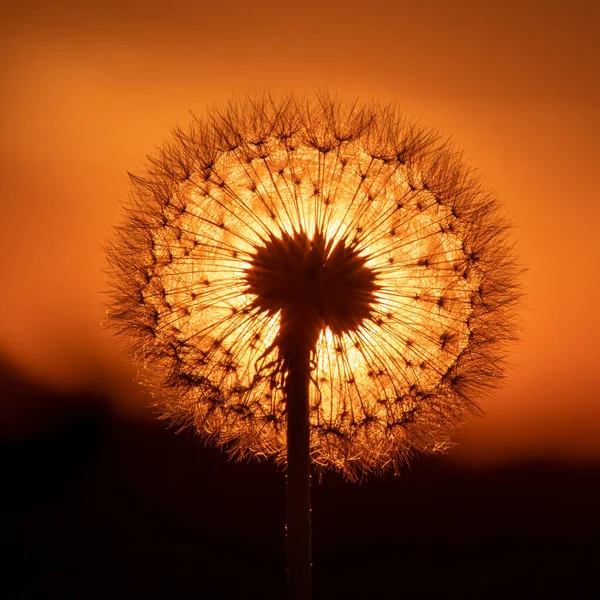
107;95;519;479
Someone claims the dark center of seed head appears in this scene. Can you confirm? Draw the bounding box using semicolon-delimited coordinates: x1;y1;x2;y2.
244;230;379;355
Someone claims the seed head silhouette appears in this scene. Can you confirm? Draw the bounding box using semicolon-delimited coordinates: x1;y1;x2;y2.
106;93;520;598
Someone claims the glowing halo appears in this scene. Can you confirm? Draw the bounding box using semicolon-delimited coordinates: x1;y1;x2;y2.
107;94;520;480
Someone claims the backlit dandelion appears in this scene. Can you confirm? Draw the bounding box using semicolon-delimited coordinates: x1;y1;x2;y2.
106;94;520;599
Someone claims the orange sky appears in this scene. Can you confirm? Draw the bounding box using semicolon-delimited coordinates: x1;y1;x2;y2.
1;0;599;464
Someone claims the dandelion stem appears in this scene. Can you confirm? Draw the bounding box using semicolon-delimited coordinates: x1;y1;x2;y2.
285;343;312;600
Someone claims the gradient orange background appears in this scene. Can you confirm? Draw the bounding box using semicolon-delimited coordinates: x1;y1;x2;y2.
2;0;599;464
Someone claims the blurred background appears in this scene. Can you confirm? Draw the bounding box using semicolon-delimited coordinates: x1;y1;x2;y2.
2;1;599;597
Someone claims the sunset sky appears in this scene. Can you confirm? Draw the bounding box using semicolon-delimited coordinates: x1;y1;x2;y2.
2;2;599;598
3;0;598;462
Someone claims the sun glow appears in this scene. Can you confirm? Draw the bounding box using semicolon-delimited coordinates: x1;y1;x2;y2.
108;95;519;478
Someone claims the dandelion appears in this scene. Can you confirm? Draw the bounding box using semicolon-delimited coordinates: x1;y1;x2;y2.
106;94;520;599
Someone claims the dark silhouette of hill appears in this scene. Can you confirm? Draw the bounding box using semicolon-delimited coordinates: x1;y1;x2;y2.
2;357;598;599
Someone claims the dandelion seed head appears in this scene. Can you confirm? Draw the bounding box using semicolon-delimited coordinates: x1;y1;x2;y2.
107;94;520;480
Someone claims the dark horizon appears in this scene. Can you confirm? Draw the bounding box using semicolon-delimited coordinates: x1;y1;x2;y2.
3;357;599;598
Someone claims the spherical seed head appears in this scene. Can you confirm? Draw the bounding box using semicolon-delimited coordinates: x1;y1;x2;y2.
106;94;521;480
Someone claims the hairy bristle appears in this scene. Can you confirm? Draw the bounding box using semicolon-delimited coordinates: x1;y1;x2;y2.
105;93;522;481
